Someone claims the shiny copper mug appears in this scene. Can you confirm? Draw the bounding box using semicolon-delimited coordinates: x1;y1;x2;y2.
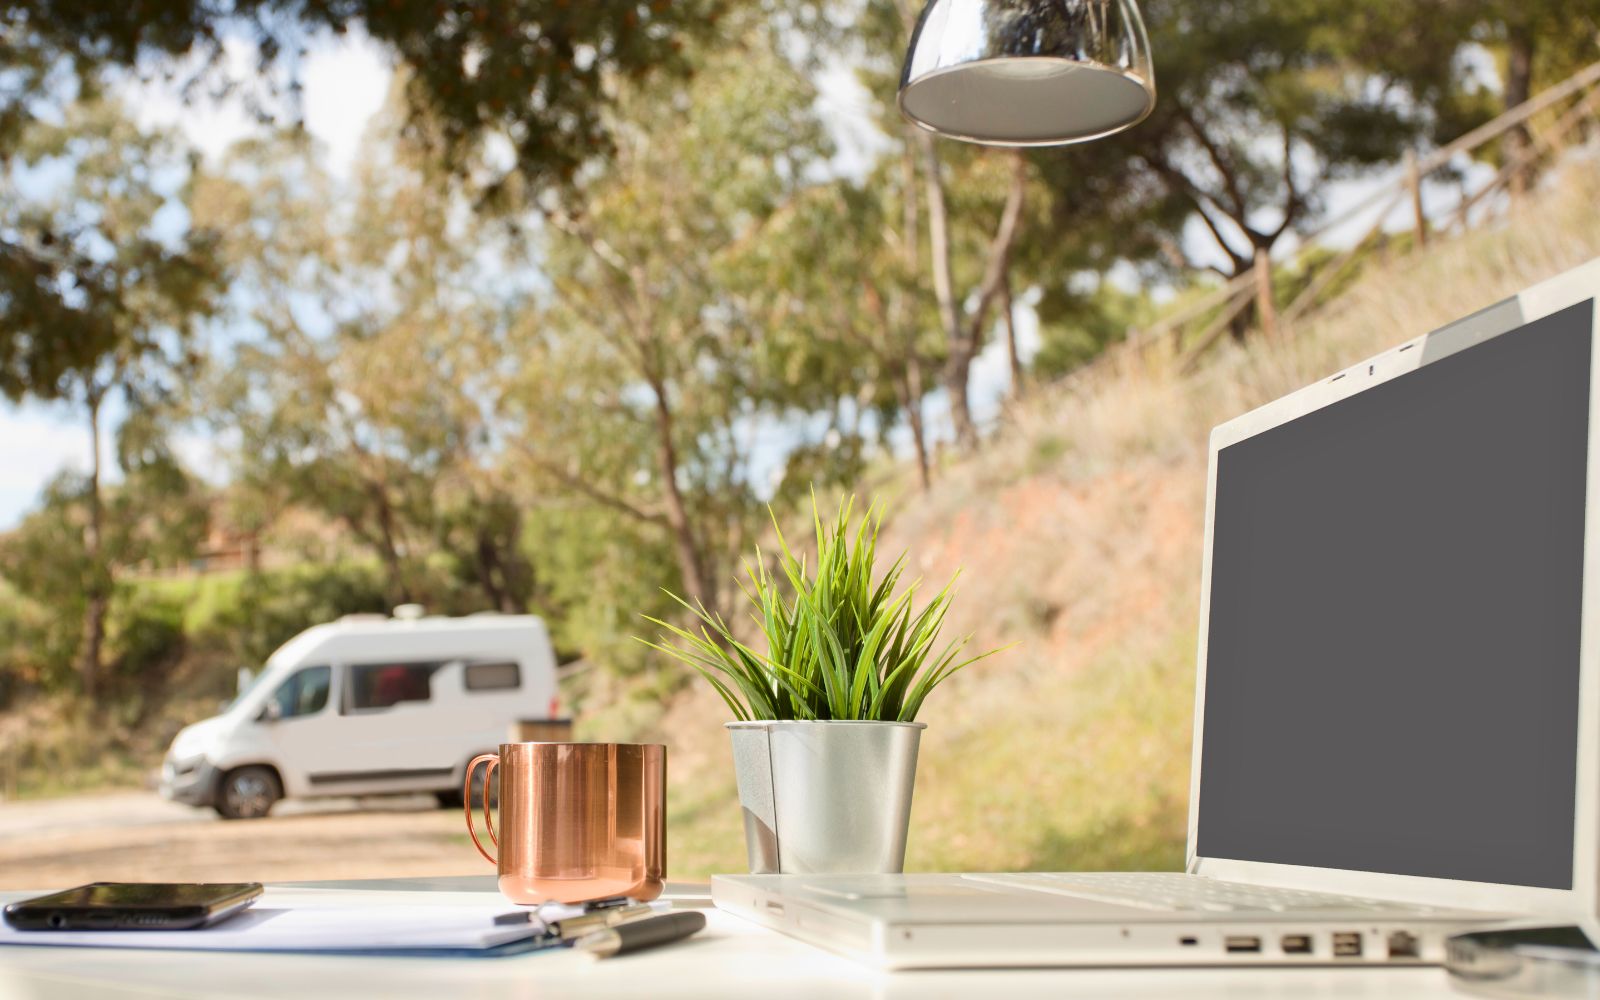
465;742;666;905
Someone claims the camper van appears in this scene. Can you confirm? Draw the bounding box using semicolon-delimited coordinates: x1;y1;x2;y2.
159;611;560;819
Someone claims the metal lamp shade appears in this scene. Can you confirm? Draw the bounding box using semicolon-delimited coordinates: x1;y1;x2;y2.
898;0;1156;146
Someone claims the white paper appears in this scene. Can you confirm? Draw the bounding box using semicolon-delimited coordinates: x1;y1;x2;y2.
0;888;581;953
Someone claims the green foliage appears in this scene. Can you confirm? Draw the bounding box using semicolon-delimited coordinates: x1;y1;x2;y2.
194;121;535;611
203;564;390;668
504;31;844;610
105;588;186;690
0;97;220;404
1033;282;1160;379
1;0;726;196
0;461;208;696
643;497;1008;722
521;506;680;675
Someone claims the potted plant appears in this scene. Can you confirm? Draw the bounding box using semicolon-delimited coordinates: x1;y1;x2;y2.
642;497;1006;875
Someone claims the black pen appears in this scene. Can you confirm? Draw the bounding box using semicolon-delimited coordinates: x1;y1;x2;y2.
575;911;706;958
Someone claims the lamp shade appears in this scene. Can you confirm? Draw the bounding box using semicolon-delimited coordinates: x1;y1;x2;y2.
898;0;1156;146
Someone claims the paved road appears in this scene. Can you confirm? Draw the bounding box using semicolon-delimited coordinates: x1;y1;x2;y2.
0;792;487;891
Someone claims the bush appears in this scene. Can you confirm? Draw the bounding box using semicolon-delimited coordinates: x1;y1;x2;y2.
0;580;79;698
105;586;187;691
201;563;390;667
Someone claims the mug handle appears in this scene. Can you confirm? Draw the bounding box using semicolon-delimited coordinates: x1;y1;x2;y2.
464;753;500;865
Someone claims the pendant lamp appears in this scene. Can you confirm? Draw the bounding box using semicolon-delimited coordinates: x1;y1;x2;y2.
898;0;1156;146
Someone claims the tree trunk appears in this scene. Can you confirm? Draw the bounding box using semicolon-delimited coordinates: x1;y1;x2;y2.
649;378;714;610
920;142;1029;452
78;386;107;703
474;527;509;613
901;357;932;492
897;140;931;490
1002;271;1024;398
915;133;978;451
1504;25;1536;196
372;492;412;606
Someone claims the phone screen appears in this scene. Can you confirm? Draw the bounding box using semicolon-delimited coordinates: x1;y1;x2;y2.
21;883;260;909
4;882;263;930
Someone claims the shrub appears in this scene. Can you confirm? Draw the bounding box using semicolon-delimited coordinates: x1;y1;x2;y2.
202;563;390;667
106;587;187;691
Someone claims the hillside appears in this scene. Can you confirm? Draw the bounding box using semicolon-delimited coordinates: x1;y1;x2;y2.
595;155;1600;878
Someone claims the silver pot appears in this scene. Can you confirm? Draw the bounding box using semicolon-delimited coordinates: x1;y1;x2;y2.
726;720;926;874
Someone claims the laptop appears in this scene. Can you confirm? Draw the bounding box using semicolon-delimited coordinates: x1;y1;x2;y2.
712;257;1600;969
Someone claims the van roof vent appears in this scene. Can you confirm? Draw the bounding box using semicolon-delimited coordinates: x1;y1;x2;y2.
392;603;426;621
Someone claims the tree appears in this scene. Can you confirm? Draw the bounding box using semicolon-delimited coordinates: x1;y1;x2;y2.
1;0;732;193
0;0;785;419
918;143;1030;449
730;170;942;490
1017;0;1485;343
849;0;1049;450
195;119;535;612
1404;1;1600;191
0;98;219;698
504;34;835;611
0;439;209;699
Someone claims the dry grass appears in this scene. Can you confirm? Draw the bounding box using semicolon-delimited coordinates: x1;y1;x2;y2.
595;157;1600;879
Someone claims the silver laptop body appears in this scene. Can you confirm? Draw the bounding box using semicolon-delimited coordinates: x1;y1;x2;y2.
713;258;1600;969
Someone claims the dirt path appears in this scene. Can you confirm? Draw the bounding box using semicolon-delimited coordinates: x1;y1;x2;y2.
0;792;487;890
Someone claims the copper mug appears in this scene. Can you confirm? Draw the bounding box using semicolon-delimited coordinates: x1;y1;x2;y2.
464;742;666;905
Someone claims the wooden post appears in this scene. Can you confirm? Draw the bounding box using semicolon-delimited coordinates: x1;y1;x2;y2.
511;718;575;743
1404;149;1428;249
1253;247;1278;340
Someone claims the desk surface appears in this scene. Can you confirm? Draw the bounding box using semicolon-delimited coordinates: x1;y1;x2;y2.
0;875;1476;999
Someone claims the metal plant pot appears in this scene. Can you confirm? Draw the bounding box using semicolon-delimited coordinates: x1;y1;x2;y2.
726;720;926;874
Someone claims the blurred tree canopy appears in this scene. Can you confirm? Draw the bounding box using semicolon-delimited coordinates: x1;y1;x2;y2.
0;0;820;426
0;0;731;187
503;31;835;611
0;97;219;697
193;108;538;614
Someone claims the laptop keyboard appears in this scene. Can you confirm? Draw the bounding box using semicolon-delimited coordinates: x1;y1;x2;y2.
960;872;1437;914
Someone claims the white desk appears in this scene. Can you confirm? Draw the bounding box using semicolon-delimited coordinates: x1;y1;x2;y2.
0;876;1474;999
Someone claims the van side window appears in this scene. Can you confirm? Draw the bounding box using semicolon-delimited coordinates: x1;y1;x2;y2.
464;661;521;691
270;666;331;719
347;662;440;711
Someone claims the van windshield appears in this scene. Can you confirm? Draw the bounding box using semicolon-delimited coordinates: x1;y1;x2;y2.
225;667;269;711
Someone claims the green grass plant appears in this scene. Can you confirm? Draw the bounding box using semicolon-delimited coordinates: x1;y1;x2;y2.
641;496;1008;722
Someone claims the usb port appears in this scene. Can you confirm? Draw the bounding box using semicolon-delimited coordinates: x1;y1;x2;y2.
1281;934;1312;955
1333;932;1363;958
1387;931;1420;960
1225;935;1262;953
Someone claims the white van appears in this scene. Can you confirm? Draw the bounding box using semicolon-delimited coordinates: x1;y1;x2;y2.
159;611;560;819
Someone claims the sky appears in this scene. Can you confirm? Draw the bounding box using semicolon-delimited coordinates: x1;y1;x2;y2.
0;31;1498;528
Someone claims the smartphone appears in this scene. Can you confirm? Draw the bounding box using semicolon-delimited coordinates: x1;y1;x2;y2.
3;882;263;931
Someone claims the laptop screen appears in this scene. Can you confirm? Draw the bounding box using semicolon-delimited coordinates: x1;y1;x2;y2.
1195;299;1594;890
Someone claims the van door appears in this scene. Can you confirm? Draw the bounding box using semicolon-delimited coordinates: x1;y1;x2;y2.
254;665;338;798
316;660;456;792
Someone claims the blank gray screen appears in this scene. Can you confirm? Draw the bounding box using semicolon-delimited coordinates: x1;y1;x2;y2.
1196;300;1593;889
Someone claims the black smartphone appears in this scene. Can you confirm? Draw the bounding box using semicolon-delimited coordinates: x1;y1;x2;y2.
2;882;263;931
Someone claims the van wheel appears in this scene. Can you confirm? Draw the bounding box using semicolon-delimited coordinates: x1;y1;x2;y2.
215;766;281;820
